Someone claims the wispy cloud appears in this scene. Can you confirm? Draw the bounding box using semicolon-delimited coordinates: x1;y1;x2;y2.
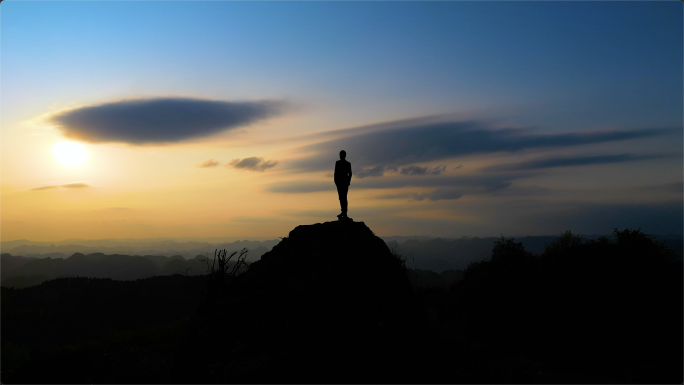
62;183;90;189
227;157;279;172
400;165;447;176
380;188;464;202
341;163;448;179
661;182;684;194
280;204;418;218
356;165;387;178
198;159;220;168
421;187;465;201
279;209;339;218
30;182;91;191
286;117;677;173
50;97;288;144
635;182;683;195
482;153;669;172
267;181;333;193
267;173;526;195
30;185;60;191
91;207;134;212
231;216;283;223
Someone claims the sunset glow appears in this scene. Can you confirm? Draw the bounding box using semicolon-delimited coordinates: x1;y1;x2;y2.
1;1;681;242
51;142;90;169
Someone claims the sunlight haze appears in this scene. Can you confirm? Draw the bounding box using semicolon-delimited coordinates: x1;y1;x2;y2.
1;1;682;242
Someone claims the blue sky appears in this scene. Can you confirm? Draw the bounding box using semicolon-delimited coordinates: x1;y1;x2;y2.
5;2;681;125
1;1;682;240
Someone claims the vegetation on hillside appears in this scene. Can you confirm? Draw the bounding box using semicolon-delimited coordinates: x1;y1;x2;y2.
1;228;681;383
415;228;683;383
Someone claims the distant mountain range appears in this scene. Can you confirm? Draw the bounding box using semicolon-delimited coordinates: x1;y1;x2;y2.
2;233;681;285
388;234;683;272
0;239;280;261
1;253;210;288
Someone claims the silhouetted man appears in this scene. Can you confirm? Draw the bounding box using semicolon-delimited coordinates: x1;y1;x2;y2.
334;150;352;219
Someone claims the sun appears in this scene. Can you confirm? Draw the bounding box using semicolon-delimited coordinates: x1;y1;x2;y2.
51;142;90;168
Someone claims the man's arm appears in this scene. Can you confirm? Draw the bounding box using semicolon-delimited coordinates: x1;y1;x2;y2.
348;162;352;184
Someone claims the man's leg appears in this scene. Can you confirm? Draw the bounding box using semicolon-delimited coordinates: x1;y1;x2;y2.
336;185;343;216
341;185;348;216
336;184;348;217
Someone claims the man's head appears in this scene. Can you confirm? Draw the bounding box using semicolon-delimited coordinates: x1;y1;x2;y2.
339;150;346;160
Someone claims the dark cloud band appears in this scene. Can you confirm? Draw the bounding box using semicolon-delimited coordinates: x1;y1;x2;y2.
51;98;287;144
288;118;678;172
356;165;386;178
483;153;669;172
400;165;447;176
267;173;525;194
228;157;279;172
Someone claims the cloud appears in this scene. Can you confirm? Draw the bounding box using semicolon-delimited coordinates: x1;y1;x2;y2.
30;182;90;191
355;165;403;178
50;97;287;144
400;165;447;176
379;181;515;201
378;188;464;202
356;165;387;178
482;153;670;172
231;216;282;223
635;182;683;195
267;181;333;193
267;173;525;195
280;205;418;218
385;184;549;202
227;157;279;172
62;183;90;189
30;185;59;191
287;117;678;173
662;182;683;194
421;188;465;201
198;159;220;168
333;162;450;179
358;174;519;192
279;209;339;218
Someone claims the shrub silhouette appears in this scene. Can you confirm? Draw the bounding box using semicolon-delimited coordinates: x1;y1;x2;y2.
197;248;249;314
449;228;683;382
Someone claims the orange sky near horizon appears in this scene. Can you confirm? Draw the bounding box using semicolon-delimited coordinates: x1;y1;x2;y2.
2;2;681;242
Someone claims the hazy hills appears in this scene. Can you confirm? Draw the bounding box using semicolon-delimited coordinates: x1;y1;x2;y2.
1;253;225;289
0;238;279;261
388;233;683;272
3;232;681;289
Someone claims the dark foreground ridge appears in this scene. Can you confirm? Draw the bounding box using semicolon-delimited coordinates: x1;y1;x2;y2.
2;225;681;383
173;219;431;383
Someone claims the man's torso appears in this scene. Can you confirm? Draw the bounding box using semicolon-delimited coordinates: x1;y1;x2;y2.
334;160;351;186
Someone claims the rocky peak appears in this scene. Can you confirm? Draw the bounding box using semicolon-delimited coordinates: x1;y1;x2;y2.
175;219;430;383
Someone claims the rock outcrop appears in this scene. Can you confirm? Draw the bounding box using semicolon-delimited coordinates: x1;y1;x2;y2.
174;220;431;383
